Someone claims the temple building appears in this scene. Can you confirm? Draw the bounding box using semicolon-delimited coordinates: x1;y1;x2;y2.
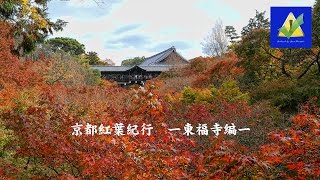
91;46;189;86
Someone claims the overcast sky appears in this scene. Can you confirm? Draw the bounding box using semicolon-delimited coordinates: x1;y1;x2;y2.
48;0;315;65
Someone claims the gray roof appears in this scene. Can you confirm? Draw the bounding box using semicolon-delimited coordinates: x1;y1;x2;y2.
91;66;130;72
91;46;188;72
139;46;188;66
139;65;171;71
91;65;172;72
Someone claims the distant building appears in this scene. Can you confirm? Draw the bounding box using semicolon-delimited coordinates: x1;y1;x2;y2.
91;46;189;86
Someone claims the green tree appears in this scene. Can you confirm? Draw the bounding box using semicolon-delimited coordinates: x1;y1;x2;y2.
235;29;273;88
235;9;318;86
313;0;320;46
312;0;320;75
45;37;86;55
87;51;100;65
86;51;108;65
225;25;239;44
234;3;320;110
0;0;67;55
121;56;145;66
241;10;269;37
257;1;320;79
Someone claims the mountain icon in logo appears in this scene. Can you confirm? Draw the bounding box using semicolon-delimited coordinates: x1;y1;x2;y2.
278;12;304;39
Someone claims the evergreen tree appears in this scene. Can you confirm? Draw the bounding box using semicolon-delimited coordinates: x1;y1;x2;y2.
225;26;239;43
241;10;270;37
313;0;320;46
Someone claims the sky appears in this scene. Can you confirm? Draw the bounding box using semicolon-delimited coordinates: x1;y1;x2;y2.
48;0;315;65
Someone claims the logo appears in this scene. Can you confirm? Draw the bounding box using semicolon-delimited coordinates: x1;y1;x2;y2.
278;12;304;38
271;7;312;48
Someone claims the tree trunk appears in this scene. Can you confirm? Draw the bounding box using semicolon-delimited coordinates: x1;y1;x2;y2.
281;60;291;77
298;59;317;79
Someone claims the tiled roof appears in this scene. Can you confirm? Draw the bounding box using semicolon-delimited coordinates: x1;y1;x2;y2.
139;46;187;66
139;65;171;72
91;66;130;72
91;65;172;72
91;47;188;72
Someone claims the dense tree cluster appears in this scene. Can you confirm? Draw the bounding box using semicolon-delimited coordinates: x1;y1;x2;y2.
0;0;320;179
0;0;67;55
45;37;86;56
121;56;146;66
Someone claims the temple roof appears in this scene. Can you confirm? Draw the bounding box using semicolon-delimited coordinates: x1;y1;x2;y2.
91;66;130;72
91;65;172;72
139;46;188;66
91;46;188;72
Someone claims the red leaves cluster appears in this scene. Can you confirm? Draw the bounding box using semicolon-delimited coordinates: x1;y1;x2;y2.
258;101;320;178
192;54;244;88
0;22;41;86
0;22;319;179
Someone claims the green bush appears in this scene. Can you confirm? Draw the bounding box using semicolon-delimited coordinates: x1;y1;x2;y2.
252;72;320;111
182;80;249;104
215;80;250;103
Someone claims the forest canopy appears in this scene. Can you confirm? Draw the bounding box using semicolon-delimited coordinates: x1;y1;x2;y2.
0;0;319;179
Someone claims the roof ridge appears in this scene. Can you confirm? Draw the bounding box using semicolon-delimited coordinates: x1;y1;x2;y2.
145;46;175;60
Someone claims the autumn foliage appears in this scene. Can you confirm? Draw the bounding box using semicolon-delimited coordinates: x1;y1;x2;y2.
0;22;319;179
191;53;244;88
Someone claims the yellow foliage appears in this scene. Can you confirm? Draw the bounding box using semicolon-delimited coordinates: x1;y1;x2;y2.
13;0;50;29
181;80;250;104
30;7;48;28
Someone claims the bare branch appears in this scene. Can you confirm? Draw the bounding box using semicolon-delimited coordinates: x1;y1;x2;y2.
201;19;228;58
